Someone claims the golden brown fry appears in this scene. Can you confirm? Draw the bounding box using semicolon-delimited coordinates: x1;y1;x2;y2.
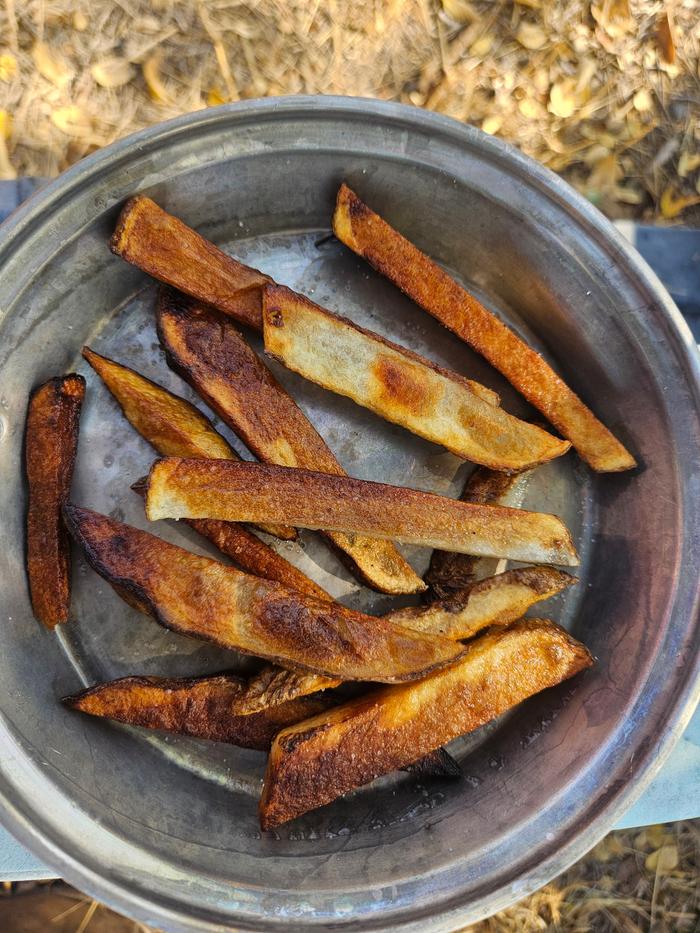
263;285;569;472
64;674;332;749
260;619;593;828
111;196;270;330
388;566;575;639
25;374;85;628
64;506;465;682
156;287;425;595
230;665;339;715
83;346;294;541
426;466;530;599
145;459;580;567
333;184;636;473
132;476;330;602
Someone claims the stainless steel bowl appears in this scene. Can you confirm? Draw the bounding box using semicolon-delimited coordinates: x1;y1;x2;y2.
0;97;699;932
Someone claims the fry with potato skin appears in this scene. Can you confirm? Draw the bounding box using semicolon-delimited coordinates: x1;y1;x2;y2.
64;506;465;682
156;287;425;595
25;374;85;628
145;459;580;567
64;674;333;749
111;196;270;329
333;184;635;473
426;466;530;599
263;285;570;472
83;345;294;541
260;619;593;828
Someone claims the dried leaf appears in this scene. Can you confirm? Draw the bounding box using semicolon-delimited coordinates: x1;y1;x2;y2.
50;105;92;138
517;22;548;50
657;12;676;65
645;844;679;873
678;152;700;177
441;0;478;24
143;50;171;103
0;53;17;81
207;87;227;107
91;57;134;89
0;110;12;140
632;88;653;112
660;187;700;218
548;79;578;118
482;115;502;135
32;41;74;89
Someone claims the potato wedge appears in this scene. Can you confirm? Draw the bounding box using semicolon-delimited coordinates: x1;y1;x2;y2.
83;346;294;541
260;619;593;827
388;566;575;639
426;466;530;599
145;459;579;566
333;184;636;473
156;287;425;595
64;674;332;749
111;196;270;330
25;374;85;628
131;477;329;602
230;665;339;715
263;285;569;472
64;506;465;682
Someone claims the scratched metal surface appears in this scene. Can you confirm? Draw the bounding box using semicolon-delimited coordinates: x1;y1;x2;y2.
0;99;699;932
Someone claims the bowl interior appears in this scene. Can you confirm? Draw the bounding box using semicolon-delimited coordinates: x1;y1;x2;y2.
0;101;698;931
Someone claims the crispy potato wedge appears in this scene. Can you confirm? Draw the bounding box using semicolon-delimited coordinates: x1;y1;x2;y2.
260;619;593;828
146;459;580;566
64;506;465;682
64;674;332;749
426;466;530;599
83;346;294;542
25;374;85;628
229;568;573;710
111;196;270;330
263;285;569;472
156;287;425;595
388;566;575;639
333;184;636;473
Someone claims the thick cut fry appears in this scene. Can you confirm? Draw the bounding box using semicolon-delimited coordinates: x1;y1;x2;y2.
260;619;593;827
146;460;579;567
83;346;293;541
64;674;332;749
132;477;329;601
111;196;270;330
426;466;529;598
156;287;424;595
64;506;465;682
388;566;575;639
25;374;85;628
263;285;569;472
230;567;573;710
333;184;635;473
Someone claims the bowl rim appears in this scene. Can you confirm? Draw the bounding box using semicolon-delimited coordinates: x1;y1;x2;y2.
0;94;699;931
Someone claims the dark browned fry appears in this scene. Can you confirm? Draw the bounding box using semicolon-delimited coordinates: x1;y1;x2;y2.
403;748;462;779
145;459;580;566
426;467;529;599
64;674;332;749
25;374;85;628
262;284;570;472
156;287;425;595
111;196;270;329
260;619;593;828
333;184;635;473
64;506;465;682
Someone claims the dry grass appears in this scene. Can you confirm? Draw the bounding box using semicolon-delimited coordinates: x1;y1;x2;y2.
0;1;698;219
0;2;698;930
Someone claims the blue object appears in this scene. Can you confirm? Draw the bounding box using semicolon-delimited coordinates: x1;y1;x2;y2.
0;183;697;879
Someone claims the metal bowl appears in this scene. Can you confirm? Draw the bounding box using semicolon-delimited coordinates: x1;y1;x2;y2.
0;97;699;932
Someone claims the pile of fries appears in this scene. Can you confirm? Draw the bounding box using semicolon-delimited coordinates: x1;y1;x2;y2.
25;185;636;829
